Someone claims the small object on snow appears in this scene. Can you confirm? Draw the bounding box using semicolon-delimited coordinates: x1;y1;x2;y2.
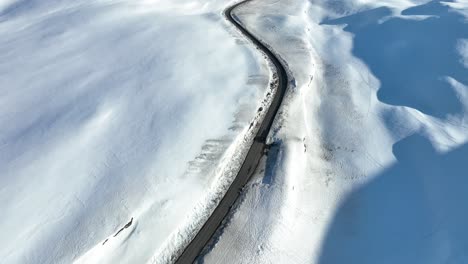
290;78;297;88
124;218;133;228
113;217;134;237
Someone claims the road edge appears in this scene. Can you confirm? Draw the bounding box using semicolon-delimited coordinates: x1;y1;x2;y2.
174;1;288;263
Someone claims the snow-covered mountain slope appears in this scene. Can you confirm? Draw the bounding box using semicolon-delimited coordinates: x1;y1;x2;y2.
0;0;274;263
202;0;468;263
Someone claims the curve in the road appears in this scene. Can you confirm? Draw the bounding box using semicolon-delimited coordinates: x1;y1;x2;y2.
174;1;288;263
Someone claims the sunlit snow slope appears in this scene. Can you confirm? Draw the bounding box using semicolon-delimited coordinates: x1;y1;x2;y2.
202;0;468;263
0;0;273;263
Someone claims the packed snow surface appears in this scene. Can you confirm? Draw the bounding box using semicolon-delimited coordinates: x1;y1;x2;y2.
202;0;468;263
0;0;273;263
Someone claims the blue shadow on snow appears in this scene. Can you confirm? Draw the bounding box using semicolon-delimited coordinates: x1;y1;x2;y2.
317;133;468;263
322;1;468;118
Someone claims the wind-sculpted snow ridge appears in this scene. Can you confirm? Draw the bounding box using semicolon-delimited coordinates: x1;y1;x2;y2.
202;0;468;264
0;0;276;263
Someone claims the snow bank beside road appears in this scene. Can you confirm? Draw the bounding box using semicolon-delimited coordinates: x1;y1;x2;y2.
0;0;273;263
202;0;468;263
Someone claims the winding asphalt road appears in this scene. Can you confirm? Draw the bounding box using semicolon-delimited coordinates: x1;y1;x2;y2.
175;1;288;263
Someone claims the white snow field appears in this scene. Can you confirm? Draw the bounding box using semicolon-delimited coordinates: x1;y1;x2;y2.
202;0;468;263
0;0;274;263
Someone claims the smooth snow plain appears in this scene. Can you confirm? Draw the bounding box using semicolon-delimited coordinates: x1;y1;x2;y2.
0;0;274;263
201;0;468;263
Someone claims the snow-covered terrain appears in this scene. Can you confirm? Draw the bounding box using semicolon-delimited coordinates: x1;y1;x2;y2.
3;0;468;262
0;0;274;263
202;0;468;263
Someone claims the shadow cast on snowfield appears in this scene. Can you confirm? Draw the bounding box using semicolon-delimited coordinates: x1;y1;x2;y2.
322;0;468;119
317;134;468;263
262;140;282;185
317;2;468;263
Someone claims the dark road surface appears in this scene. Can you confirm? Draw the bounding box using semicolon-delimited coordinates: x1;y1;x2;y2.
174;1;288;263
